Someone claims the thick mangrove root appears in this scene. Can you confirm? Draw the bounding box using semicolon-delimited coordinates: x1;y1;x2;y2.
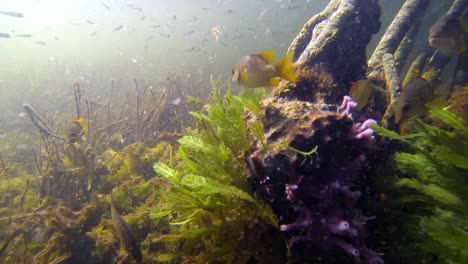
284;0;380;103
367;0;430;81
381;53;402;128
247;96;383;263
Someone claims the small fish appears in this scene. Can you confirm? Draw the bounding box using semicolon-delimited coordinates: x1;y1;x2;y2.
428;14;468;55
227;9;235;14
348;79;385;110
231;34;244;40
101;2;111;10
349;80;373;110
15;34;32;38
184;30;195;36
127;4;142;11
90;31;97;36
111;199;142;263
86;20;95;25
185;46;200;52
394;77;436;124
67;118;87;143
211;26;221;41
35;41;46;46
0;32;11;38
0;10;24;18
114;25;123;31
232;50;296;88
159;33;171;38
151;24;161;28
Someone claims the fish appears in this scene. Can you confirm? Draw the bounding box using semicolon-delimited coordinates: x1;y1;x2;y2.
127;4;142;11
211;26;221;41
15;34;32;38
0;10;24;18
184;30;195;36
227;9;235;14
114;25;123;31
348;79;385;110
349;80;373;110
231;34;244;40
101;2;111;10
151;25;161;28
394;77;436;124
428;14;468;55
35;41;46;46
185;47;200;52
110;198;142;263
232;50;296;88
159;33;171;38
86;20;95;25
67;118;87;143
0;32;11;38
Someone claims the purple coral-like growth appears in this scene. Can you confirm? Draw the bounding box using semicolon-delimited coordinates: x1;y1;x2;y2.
250;96;383;263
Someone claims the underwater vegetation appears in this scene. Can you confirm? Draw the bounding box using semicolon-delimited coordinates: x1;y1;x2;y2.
1;1;468;264
373;108;468;263
152;81;283;263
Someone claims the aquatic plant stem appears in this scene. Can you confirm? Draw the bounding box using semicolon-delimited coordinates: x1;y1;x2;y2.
367;0;430;80
133;78;141;142
73;82;81;119
23;104;68;142
381;53;401;128
106;80;113;135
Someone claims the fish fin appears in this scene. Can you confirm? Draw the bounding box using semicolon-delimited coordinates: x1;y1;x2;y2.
239;70;250;83
370;84;386;93
425;97;447;109
275;51;296;83
266;78;280;87
258;50;276;64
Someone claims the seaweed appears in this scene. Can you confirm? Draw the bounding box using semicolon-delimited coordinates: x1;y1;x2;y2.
373;108;468;263
152;80;283;263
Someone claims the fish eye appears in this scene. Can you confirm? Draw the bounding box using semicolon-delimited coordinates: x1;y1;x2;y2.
402;103;410;113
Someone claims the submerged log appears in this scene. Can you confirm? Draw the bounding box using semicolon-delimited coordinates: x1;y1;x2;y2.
367;0;430;81
281;0;380;104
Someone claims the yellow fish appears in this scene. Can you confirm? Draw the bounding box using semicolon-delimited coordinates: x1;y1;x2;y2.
232;50;296;88
67;118;87;143
349;79;373;110
349;79;386;110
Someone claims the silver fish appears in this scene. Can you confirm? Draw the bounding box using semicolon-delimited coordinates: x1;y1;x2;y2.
0;32;11;38
0;10;23;18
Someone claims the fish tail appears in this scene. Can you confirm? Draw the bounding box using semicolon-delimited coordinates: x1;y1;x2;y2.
275;51;296;83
